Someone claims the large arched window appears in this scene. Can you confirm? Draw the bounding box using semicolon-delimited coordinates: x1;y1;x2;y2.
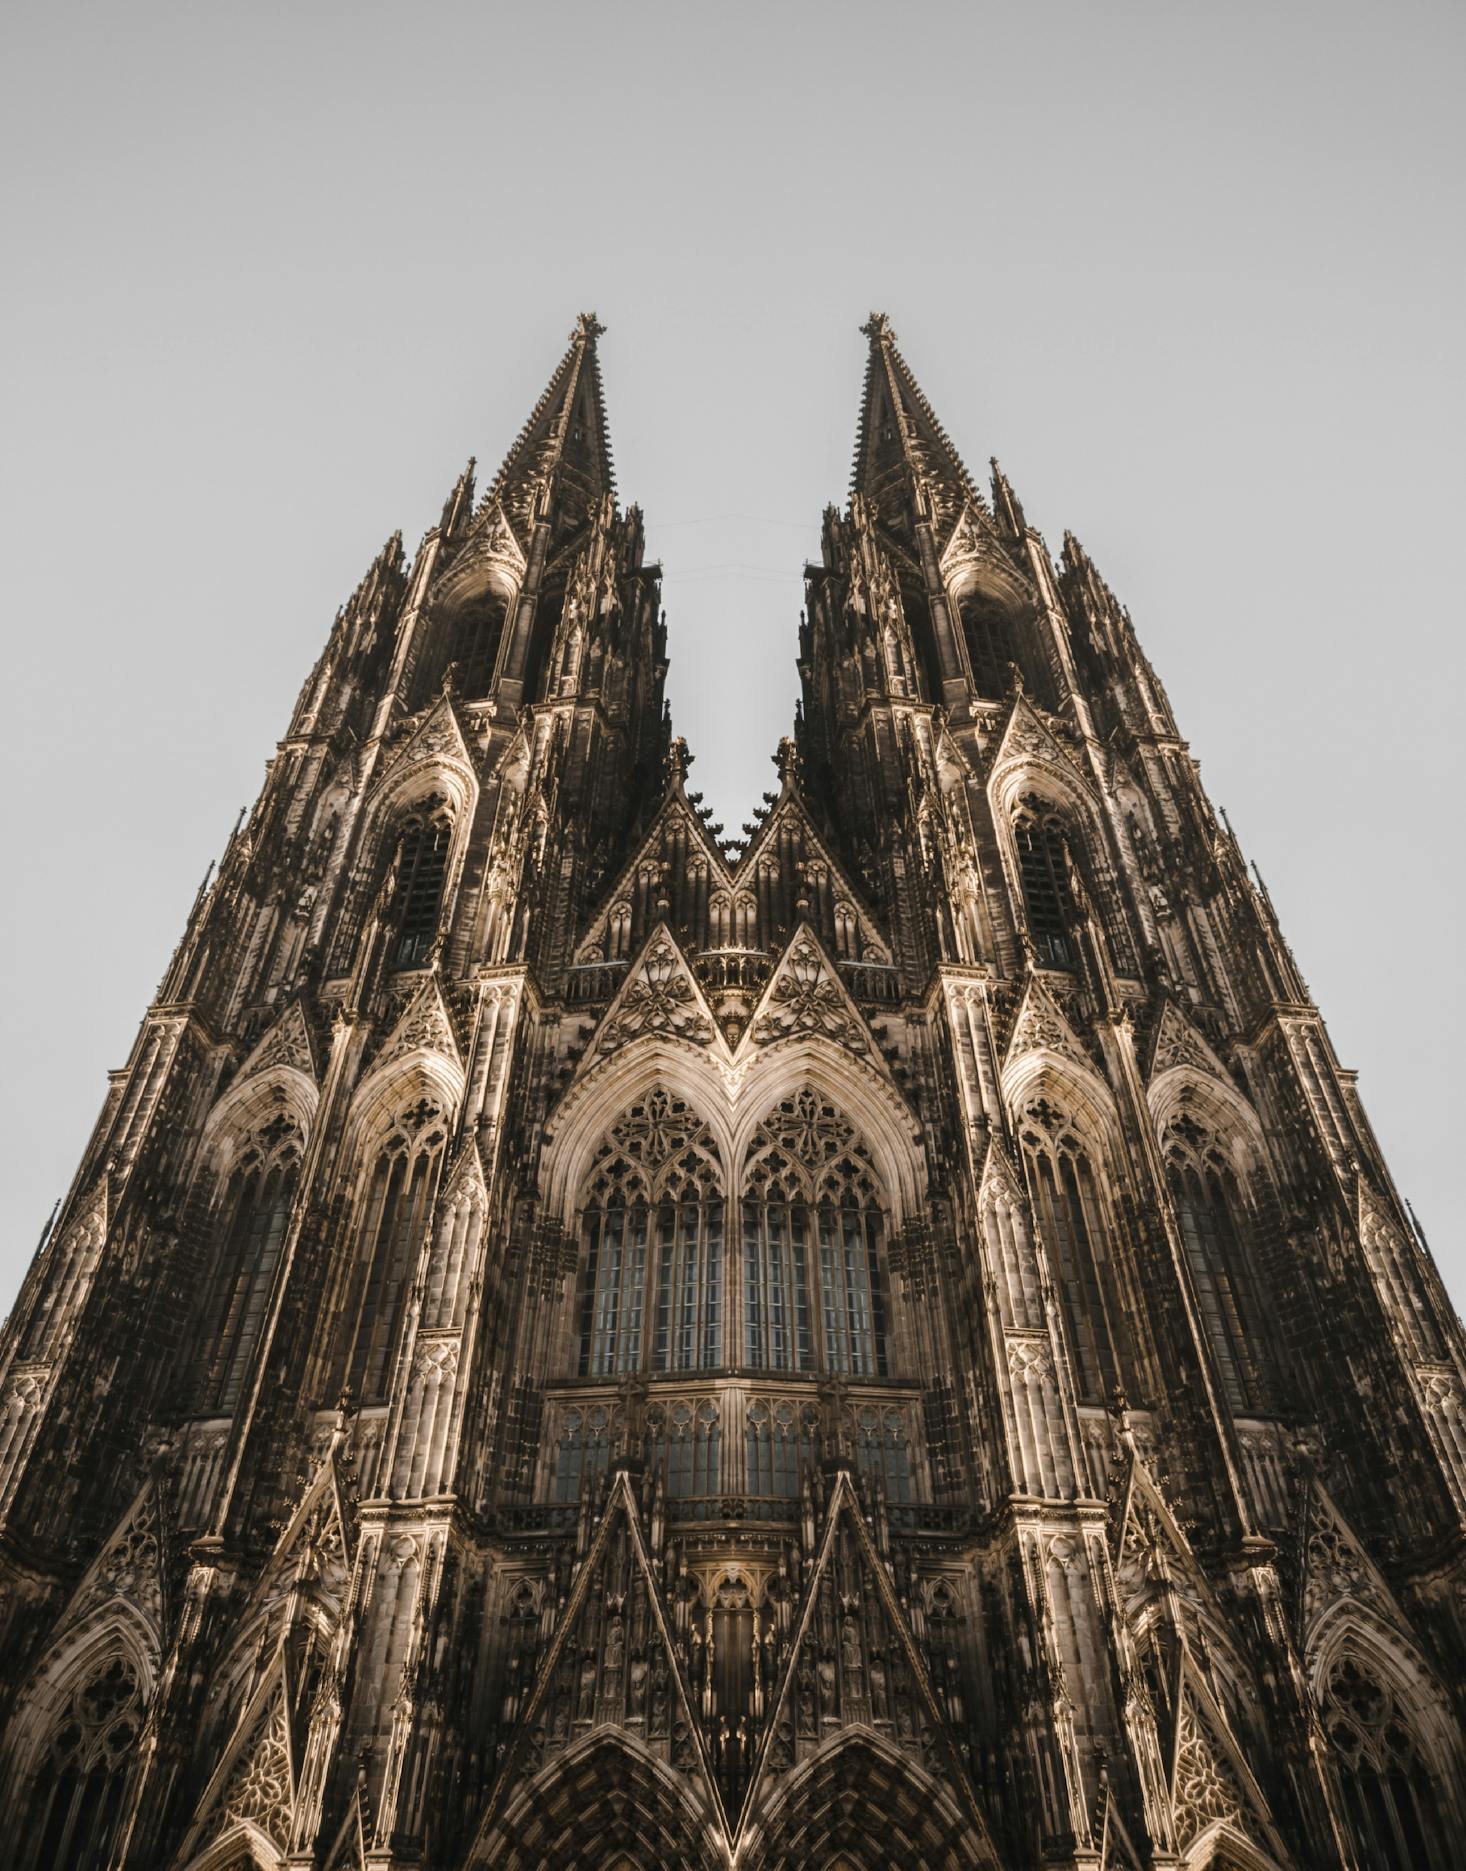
20;1654;142;1871
1018;1097;1121;1405
389;804;452;971
197;1111;301;1412
1164;1114;1270;1415
447;585;510;697
343;1095;447;1403
1014;799;1078;970
574;1092;724;1377
1322;1655;1448;1870
955;583;1018;698
742;1089;889;1378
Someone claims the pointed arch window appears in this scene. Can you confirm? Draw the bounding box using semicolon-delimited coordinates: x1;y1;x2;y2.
343;1097;447;1403
1019;1099;1121;1404
198;1112;301;1412
1165;1115;1270;1415
390;806;452;971
742;1090;890;1378
1323;1657;1447;1871
21;1655;142;1871
956;584;1017;698
574;1092;724;1377
448;585;509;698
1015;800;1078;970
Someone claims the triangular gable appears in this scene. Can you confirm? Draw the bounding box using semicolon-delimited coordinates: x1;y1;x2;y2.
745;924;876;1058
1003;975;1095;1077
54;1479;169;1646
384;690;476;778
1292;1478;1405;1651
181;1667;297;1862
321;1792;368;1871
371;975;463;1076
437;1134;489;1210
938;497;997;573
1169;1664;1293;1867
977;1138;1028;1211
241;1445;356;1638
734;796;892;965
581;924;721;1063
235;999;318;1087
469;1469;723;1846
1148;1000;1229;1085
990;691;1090;791
1110;1446;1218;1627
573;794;733;963
737;1469;1001;1860
464;492;528;572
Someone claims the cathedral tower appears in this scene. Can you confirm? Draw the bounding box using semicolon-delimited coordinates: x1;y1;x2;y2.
1;314;1463;1870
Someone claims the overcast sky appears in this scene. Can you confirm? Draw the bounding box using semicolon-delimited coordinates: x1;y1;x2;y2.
2;0;1461;1315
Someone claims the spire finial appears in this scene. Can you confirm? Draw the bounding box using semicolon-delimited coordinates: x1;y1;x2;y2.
572;311;606;345
861;311;896;345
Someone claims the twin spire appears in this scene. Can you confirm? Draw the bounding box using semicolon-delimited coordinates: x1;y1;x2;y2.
485;310;985;536
486;311;616;535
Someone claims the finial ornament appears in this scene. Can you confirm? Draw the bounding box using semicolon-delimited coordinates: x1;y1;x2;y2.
572;311;606;344
860;311;896;344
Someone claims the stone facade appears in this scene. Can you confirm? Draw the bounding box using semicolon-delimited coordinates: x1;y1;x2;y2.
1;312;1463;1869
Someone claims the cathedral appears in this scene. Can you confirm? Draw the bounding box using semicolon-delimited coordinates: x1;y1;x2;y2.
3;312;1464;1871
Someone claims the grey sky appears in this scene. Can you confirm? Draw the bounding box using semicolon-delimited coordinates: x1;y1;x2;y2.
2;1;1461;1314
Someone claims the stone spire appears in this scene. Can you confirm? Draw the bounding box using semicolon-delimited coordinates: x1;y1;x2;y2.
487;310;615;536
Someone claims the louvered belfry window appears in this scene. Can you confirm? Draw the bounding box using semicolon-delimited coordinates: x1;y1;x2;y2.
1015;801;1078;969
344;1097;446;1403
957;585;1018;698
449;587;509;697
1019;1098;1121;1405
390;808;451;970
198;1112;300;1412
1165;1116;1270;1414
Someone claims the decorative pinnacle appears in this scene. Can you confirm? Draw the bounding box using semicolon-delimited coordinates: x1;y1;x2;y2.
860;311;896;345
572;311;606;345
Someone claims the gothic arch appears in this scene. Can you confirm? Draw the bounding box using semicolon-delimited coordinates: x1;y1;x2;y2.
468;1729;725;1871
543;1038;734;1218
345;1049;464;1148
989;742;1100;842
1306;1612;1465;1864
730;1036;925;1222
362;712;478;831
1148;1067;1267;1175
200;1069;317;1173
1003;1051;1121;1153
4;1608;158;1788
988;735;1140;977
741;1729;985;1871
1180;1822;1289;1869
175;1821;283;1871
1004;1062;1133;1406
330;1066;455;1405
2;1622;155;1871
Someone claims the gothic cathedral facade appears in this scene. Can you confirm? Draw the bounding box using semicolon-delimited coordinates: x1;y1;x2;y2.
2;315;1463;1871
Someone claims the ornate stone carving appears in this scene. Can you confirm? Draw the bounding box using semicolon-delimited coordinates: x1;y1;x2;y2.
752;932;868;1053
596;931;714;1053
